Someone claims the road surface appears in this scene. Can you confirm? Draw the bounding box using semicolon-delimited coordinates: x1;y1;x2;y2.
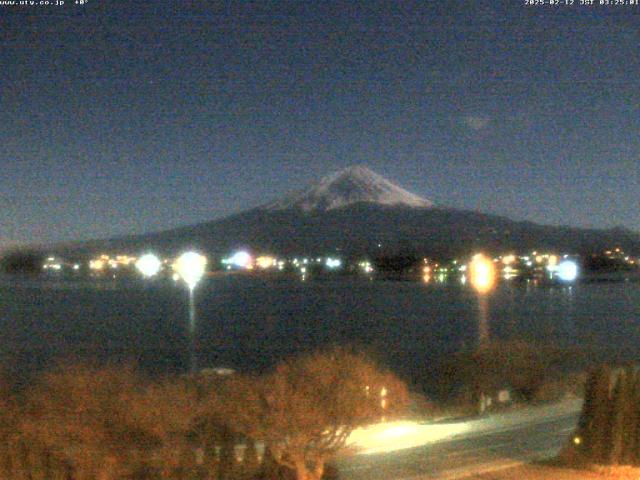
339;399;582;480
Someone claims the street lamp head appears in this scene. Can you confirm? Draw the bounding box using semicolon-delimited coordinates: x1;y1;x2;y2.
174;251;207;290
136;253;162;278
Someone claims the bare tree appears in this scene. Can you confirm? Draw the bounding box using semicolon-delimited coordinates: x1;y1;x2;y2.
196;373;265;479
233;348;409;480
10;351;408;480
18;364;144;480
125;376;203;479
0;376;17;479
18;364;204;480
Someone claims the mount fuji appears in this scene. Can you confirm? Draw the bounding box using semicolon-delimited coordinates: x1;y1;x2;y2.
47;166;640;259
265;165;432;212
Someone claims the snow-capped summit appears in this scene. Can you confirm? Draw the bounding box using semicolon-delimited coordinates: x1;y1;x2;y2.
265;165;433;212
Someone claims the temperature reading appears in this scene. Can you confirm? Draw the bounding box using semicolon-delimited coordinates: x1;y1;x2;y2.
75;0;88;4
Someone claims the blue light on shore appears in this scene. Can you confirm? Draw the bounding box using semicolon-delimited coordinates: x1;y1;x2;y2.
325;258;342;269
557;260;578;282
228;250;252;268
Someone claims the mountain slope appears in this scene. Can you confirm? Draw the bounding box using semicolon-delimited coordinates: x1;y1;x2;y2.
46;166;640;259
53;204;640;260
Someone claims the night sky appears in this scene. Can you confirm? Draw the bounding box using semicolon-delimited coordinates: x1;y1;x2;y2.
1;0;639;248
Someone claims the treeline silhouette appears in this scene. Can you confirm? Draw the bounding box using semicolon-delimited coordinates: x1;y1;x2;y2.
0;348;407;480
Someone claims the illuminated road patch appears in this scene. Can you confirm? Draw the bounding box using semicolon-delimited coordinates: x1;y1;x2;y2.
348;421;471;455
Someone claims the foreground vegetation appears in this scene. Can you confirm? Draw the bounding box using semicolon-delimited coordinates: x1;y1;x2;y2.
573;364;640;466
0;340;611;480
472;363;640;480
429;340;587;416
0;348;408;480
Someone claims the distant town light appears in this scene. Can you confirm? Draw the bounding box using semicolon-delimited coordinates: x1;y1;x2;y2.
136;253;162;278
89;259;105;271
502;255;516;265
325;257;342;269
359;261;374;273
256;256;276;269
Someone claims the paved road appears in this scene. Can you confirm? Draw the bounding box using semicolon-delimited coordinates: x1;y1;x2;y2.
338;399;582;480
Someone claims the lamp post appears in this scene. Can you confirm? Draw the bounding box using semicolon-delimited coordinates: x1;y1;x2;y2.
174;251;207;374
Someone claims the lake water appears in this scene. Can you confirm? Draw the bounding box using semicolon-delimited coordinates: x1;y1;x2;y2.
1;274;639;392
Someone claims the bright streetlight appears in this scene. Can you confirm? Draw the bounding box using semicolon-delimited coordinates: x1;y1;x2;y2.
557;260;578;282
135;253;162;278
174;251;208;374
468;254;497;295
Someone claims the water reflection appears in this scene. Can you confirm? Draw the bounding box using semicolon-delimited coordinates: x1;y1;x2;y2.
1;274;636;393
468;254;497;349
477;294;490;348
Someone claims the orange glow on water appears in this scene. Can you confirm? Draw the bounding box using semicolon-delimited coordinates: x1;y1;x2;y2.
468;253;497;294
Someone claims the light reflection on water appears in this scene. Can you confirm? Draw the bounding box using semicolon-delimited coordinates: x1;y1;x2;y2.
0;275;638;389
